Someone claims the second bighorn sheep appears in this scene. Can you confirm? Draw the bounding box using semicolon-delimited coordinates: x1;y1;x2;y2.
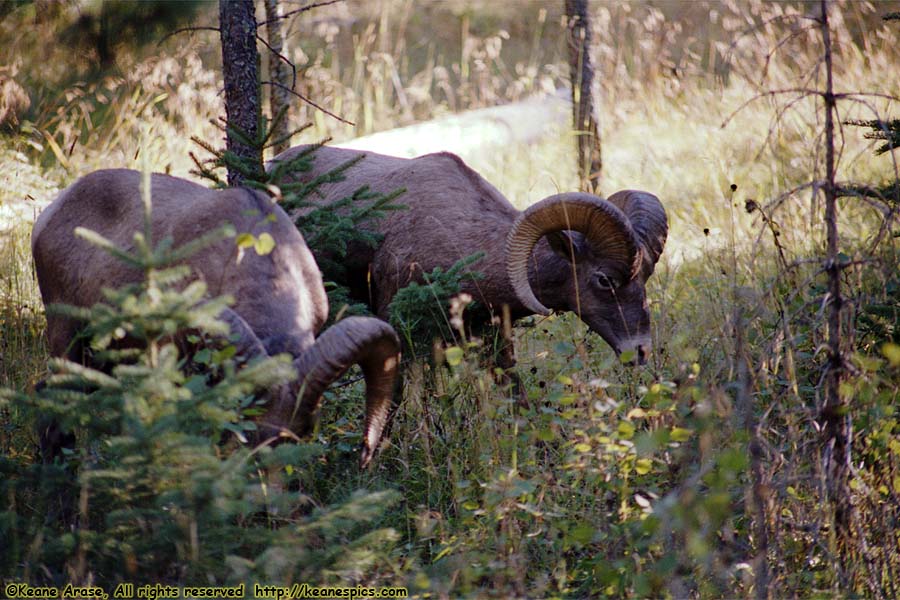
271;146;668;362
31;169;401;467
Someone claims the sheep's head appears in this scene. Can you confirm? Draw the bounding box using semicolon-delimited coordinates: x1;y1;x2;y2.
506;191;668;364
280;316;400;468
224;311;400;468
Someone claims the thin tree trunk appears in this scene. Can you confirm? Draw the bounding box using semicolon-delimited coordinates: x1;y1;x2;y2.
97;1;114;68
264;0;292;155
219;0;262;186
735;307;770;599
564;0;602;194
820;0;847;528
819;0;859;588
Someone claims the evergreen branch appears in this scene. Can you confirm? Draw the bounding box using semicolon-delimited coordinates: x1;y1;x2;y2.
74;227;142;268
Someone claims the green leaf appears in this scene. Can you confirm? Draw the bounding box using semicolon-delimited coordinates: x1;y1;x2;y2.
559;394;576;406
194;348;211;365
445;346;464;366
883;342;900;367
236;233;254;249
670;427;693;442
889;439;900;455
538;428;555;442
568;522;595;545
635;458;653;475
212;345;237;363
617;421;636;439
254;232;275;255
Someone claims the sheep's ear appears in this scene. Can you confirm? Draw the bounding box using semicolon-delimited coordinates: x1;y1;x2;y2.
546;231;587;263
262;333;300;356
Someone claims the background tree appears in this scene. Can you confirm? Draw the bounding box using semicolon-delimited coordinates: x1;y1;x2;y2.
817;0;854;574
263;0;292;155
564;0;602;193
59;0;203;69
218;0;262;185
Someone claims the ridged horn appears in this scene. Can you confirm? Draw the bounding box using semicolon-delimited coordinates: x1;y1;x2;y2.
607;190;668;279
274;316;401;468
505;192;640;315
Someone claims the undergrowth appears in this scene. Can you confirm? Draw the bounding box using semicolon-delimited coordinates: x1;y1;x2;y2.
0;182;404;587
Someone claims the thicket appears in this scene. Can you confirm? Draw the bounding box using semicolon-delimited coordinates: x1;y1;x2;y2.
191;118;484;339
0;42;481;586
0;176;404;586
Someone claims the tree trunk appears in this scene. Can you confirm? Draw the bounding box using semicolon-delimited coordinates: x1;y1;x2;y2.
820;0;848;533
819;1;868;590
219;0;262;186
264;0;292;155
97;1;114;68
564;0;602;194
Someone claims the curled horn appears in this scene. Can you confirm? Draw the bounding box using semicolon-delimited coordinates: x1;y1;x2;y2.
505;192;640;315
271;316;401;468
606;190;668;279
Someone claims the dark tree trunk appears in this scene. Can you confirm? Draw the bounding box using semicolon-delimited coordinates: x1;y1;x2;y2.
565;0;602;194
219;0;262;186
97;1;114;68
264;0;292;156
818;2;874;591
820;0;849;534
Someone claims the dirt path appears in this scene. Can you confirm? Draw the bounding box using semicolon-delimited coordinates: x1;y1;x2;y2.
336;89;569;164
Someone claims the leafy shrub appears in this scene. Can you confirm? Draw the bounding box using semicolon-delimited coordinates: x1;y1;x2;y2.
387;252;485;354
193;133;405;323
0;184;402;586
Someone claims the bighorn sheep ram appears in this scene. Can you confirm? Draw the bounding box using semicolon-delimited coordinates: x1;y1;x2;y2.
271;146;668;363
31;169;401;467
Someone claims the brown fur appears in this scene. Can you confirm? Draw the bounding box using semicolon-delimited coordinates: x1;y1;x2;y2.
32;169;327;362
275;148;532;315
272;146;662;358
32;169;400;466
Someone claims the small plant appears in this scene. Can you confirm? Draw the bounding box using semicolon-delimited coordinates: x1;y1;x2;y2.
273;146;406;281
0;177;402;585
847;117;900;156
192;129;405;322
388;252;485;354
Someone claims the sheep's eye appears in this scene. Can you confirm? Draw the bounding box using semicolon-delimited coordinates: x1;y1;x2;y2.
595;272;618;290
